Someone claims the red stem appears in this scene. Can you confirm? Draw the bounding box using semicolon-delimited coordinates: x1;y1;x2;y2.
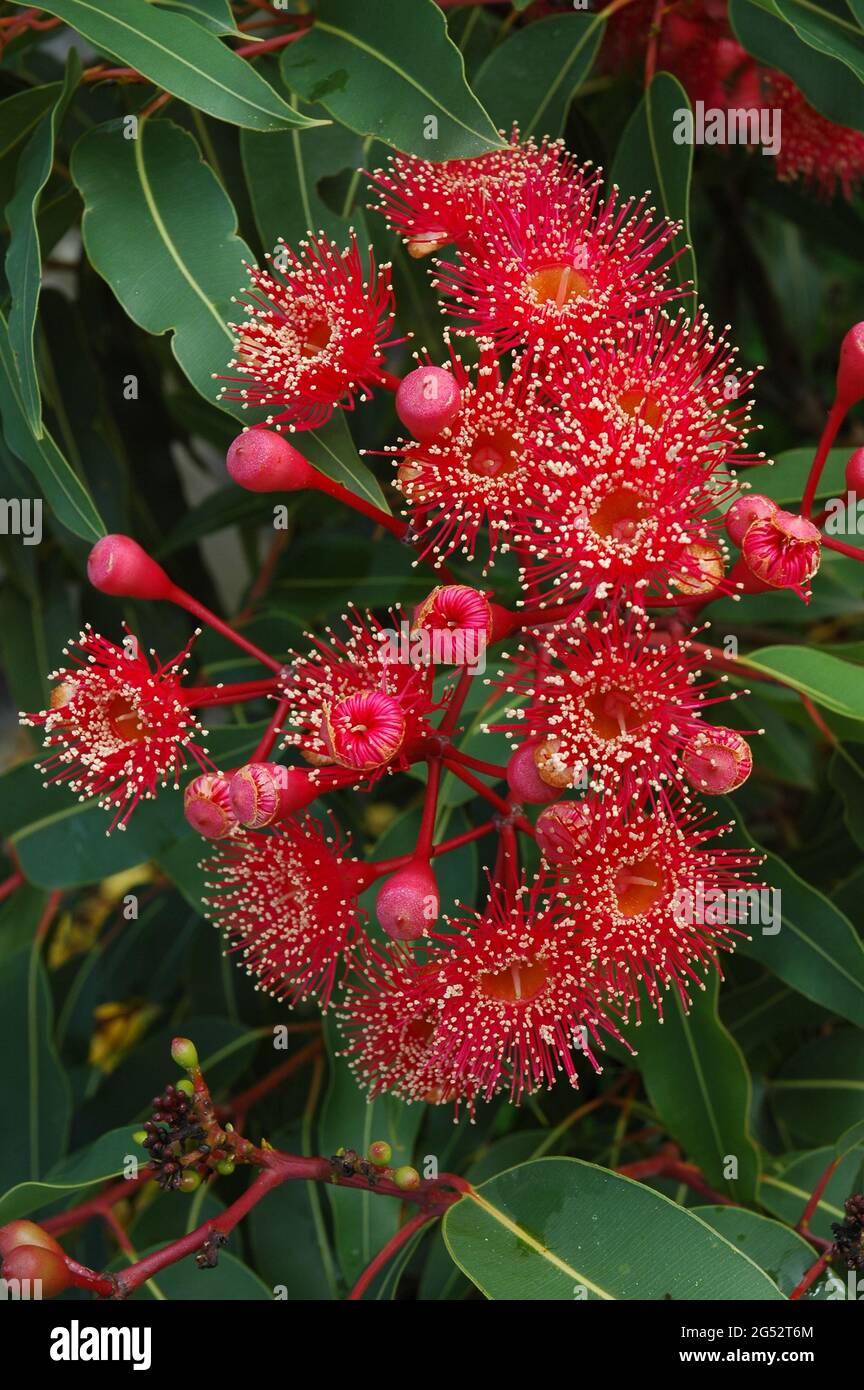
797;1155;839;1235
442;755;512;815
251;695;290;763
789;1251;832;1301
417;755;443;859
167;585;285;673
0;869;25;903
801;399;846;518
347;1209;434;1300
445;746;506;779
821;533;864;563
183;677;280;707
310;470;406;539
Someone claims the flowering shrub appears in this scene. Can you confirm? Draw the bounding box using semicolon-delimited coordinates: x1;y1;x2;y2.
1;0;864;1310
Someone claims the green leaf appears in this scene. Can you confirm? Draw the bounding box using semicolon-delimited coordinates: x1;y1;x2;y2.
630;976;760;1201
742;645;864;719
118;1245;272;1299
0;311;106;542
752;446;848;505
472;13;604;139
301;412;391;514
730;0;864;131
280;0;502;159
0;1127;135;1224
4;54;79;437
829;742;864;849
442;1157;784;1299
71;118;251;414
724;799;864;1028
153;0;240;36
775;0;864;89
721;975;828;1054
693;1206;837;1299
835;1116;864;1161
241;101;366;252
0;944;72;1193
761;1143;864;1240
9;723;267;889
247;1123;337;1300
23;0;322;132
319;1015;424;1290
609;72;696;295
768;1029;864;1146
0;86;65;224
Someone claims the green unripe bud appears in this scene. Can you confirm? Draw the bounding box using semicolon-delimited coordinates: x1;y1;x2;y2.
178;1170;202;1193
367;1140;392;1168
132;1130;148;1146
171;1037;198;1070
176;1078;195;1096
392;1165;421;1192
216;1159;236;1177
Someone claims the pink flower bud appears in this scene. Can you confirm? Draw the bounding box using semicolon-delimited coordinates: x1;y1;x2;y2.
396;365;461;441
741;508;821;595
87;535;174;600
229;762;320;827
413;584;491;638
682;727;753;795
836;322;864;408
536;801;596;864
323;690;406;771
725;494;777;548
184;773;237;839
376;859;439;940
226;430;314;493
506;741;560;804
846;448;864;491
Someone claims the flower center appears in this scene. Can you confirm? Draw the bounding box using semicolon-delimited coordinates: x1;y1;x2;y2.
613;855;665;916
585;688;642;741
468;429;520;479
589;487;650;542
479;958;548;1003
618;389;663;428
107;695;150;742
299;317;331;358
525;263;591;308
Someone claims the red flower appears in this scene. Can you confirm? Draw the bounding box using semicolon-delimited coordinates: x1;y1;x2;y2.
433;175;684;356
338;949;475;1112
391;341;572;568
769;73;864;200
548;798;763;1014
489;611;733;811
280;606;439;777
516;309;755;605
367;133;585;258
21;628;209;831
202;816;365;1008
219;233;398;430
410;882;627;1104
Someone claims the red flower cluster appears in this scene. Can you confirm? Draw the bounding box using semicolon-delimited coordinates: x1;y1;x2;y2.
25;115;854;1115
603;0;864;200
